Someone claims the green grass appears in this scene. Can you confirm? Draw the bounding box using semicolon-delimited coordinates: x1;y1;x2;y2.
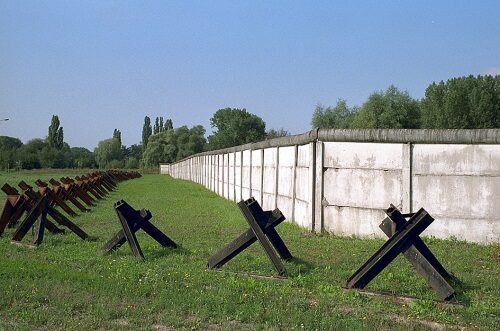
0;171;498;330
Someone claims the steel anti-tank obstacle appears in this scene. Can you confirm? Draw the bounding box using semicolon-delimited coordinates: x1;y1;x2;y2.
345;204;455;301
208;197;293;276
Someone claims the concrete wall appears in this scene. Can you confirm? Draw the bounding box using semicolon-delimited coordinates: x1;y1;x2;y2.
160;129;500;244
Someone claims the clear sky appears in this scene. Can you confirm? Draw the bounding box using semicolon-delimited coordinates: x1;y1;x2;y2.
1;1;499;149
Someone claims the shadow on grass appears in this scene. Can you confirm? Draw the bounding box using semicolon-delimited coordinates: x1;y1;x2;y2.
287;256;316;275
449;277;473;306
147;245;191;259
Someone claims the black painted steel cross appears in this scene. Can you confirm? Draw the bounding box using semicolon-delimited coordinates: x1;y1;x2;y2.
100;200;177;259
207;197;293;276
345;204;455;300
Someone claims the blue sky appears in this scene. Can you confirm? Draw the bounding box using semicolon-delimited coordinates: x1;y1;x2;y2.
1;1;499;149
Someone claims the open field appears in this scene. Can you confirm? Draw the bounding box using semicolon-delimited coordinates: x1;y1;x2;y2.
0;171;498;330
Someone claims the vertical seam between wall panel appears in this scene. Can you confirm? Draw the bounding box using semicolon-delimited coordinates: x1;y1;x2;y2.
260;149;264;204
291;144;298;223
249;150;252;198
275;147;279;210
233;152;236;202
409;143;413;213
311;141;316;232
240;151;243;201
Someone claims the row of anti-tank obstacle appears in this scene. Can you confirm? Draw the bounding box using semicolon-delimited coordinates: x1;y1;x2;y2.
0;170;141;244
0;170;459;303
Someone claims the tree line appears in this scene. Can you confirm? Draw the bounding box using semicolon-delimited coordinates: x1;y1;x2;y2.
312;75;499;129
1;74;498;170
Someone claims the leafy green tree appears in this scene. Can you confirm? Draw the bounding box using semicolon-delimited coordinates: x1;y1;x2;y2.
421;75;500;128
39;145;67;168
17;138;47;169
124;144;142;160
142;125;206;167
207;108;266;150
113;129;122;146
176;125;206;159
266;128;290;139
0;136;23;169
142;116;152;151
311;100;358;128
68;147;95;168
165;119;173;131
142;130;177;167
47;115;64;149
94;138;123;169
153;117;160;134
0;136;23;150
56;127;64;149
351;86;420;129
159;117;164;133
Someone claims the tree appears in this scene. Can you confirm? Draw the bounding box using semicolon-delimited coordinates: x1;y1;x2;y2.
311;100;358;129
94;138;123;169
154;117;160;134
0;136;23;170
17;138;47;169
266;128;290;139
159;117;164;133
165;119;173;131
47;115;64;149
420;75;500;129
142;116;152;151
0;136;22;150
113;129;122;146
125;144;142;160
142;125;206;167
68;147;95;168
351;86;420;129
207;108;266;150
56;127;64;149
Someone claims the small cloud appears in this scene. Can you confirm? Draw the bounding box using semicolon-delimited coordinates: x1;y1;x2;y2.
484;67;500;76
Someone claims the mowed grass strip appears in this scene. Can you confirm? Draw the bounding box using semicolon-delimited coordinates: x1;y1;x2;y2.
0;172;498;330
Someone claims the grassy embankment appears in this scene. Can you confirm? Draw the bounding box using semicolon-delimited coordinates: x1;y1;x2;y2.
0;171;498;330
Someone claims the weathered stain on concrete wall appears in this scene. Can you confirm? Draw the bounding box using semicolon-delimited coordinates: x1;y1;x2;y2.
160;129;500;244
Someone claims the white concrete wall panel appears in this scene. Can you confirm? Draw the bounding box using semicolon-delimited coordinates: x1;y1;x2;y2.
277;167;294;197
323;168;402;210
251;149;262;204
324;142;403;170
223;154;229;199
424;217;499;243
295;167;310;202
262;148;277;210
413;176;500;220
279;146;296;167
277;146;295;198
218;155;223;195
413;144;500;176
297;145;310;167
235;151;242;202
324;206;386;238
277;196;294;223
228;152;235;201
241;150;251;199
294;199;310;229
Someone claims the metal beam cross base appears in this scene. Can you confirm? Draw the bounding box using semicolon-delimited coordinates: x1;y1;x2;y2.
100;200;178;259
345;204;455;301
207;197;293;277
